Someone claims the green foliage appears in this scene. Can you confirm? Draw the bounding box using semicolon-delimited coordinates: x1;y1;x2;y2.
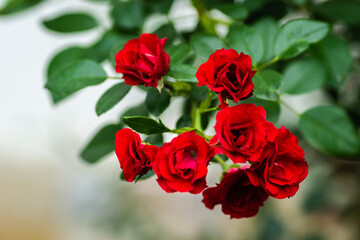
242;98;280;123
167;64;197;83
190;33;224;60
314;0;360;26
254;18;279;62
144;134;164;147
311;34;352;88
43;13;98;33
252;69;283;101
96;83;132;116
120;169;156;182
123;116;171;135
166;43;191;64
145;88;171;116
0;0;44;15
191;85;209;103
145;0;173;14
81;124;122;164
215;3;248;20
86;31;127;63
226;25;264;64
281;59;326;95
8;0;358;163
300;106;360;156
119;104;149;125
47;46;87;79
274;19;330;59
111;0;144;30
152;23;177;44
45;60;107;99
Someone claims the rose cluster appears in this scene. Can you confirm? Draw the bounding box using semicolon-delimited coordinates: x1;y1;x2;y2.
114;33;308;219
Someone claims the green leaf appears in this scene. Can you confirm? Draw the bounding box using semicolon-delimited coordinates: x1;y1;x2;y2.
176;115;192;129
153;23;177;44
85;31;125;63
291;0;308;6
167;64;197;83
254;18;279;62
252;70;283;101
191;85;209;103
244;0;266;12
242;98;280;123
119;104;149;125
144;134;164;147
216;3;248;20
145;0;173;14
80;124;121;164
310;34;352;88
281;59;326;95
190;33;224;60
47;46;86;79
166;43;191;64
314;0;360;26
111;0;144;30
96;83;131;116
123;169;156;182
136;170;156;181
43;13;98;33
123;116;171;135
47;32;122;78
226;24;264;64
274;19;330;59
145;88;171;116
299;106;360;156
45;60;107;98
0;0;43;15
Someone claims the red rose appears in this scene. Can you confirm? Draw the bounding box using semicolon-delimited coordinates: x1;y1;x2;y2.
246;127;308;199
152;131;214;194
210;104;277;164
202;168;269;219
115;128;159;182
115;33;170;88
196;49;256;108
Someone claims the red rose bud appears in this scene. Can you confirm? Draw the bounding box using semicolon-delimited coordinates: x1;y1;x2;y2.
115;128;159;182
202;168;269;219
210;104;277;164
246;127;308;199
152;131;214;194
115;33;170;88
196;49;256;108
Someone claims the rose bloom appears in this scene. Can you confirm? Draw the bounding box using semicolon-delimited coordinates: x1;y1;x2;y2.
210;103;277;164
115;128;159;182
202;168;269;219
152;131;214;194
196;49;256;108
246;127;308;199
115;33;170;88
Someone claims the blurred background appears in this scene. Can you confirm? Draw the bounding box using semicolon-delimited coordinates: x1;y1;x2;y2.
1;0;360;239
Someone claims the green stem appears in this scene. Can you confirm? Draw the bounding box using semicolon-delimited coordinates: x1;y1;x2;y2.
200;107;219;114
191;0;216;34
213;155;228;170
108;76;123;80
164;81;174;92
280;99;301;116
212;18;233;25
172;127;196;134
257;56;280;71
191;101;203;132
